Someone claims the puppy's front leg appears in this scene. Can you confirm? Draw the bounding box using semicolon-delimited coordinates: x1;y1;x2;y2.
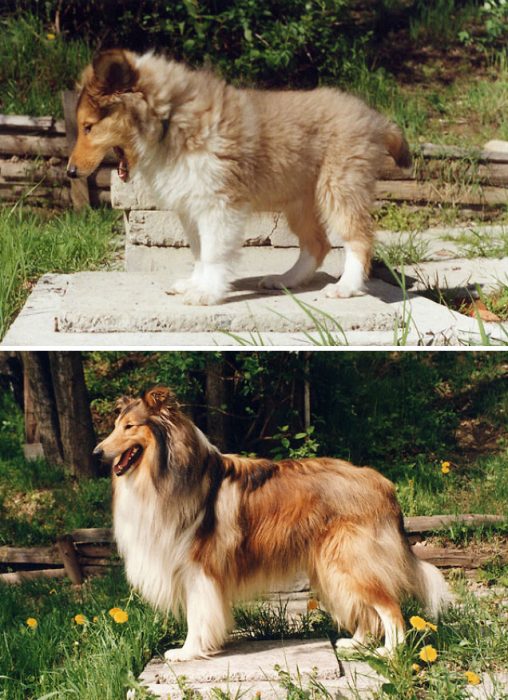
164;567;231;662
182;206;246;306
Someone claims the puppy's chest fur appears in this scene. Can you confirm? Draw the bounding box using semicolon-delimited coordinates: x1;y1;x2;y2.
137;143;229;213
113;479;200;611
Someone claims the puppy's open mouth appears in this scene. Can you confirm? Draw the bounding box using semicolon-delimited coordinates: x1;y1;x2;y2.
114;147;129;182
114;445;143;476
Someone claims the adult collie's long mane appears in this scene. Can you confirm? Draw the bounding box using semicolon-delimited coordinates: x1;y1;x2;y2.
96;386;451;660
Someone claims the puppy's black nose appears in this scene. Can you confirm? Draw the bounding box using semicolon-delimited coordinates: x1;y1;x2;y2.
93;445;103;457
67;164;78;179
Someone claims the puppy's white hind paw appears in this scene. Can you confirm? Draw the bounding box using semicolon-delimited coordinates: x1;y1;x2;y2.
183;287;226;306
259;274;291;290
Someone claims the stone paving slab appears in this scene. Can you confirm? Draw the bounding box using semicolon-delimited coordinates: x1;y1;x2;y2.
393;257;508;292
3;270;507;347
137;639;382;699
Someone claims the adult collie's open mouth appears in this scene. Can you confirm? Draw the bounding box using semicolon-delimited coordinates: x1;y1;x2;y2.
114;445;143;476
114;147;129;182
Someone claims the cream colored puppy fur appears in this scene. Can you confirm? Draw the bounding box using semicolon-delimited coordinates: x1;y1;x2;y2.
69;50;411;305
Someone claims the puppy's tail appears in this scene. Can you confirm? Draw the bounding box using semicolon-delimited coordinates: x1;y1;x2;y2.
384;122;412;168
412;558;454;620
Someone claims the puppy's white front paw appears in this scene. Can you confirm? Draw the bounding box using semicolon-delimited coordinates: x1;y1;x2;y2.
335;637;363;650
168;278;194;295
324;280;365;299
183;287;226;306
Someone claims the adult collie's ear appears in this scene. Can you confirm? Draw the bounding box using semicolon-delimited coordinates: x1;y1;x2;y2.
115;396;131;413
143;386;178;412
92;49;138;94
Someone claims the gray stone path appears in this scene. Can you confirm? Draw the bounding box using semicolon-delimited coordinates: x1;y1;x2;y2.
138;638;382;699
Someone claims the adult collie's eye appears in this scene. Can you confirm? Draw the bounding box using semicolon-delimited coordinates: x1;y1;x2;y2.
125;423;133;430
84;124;92;134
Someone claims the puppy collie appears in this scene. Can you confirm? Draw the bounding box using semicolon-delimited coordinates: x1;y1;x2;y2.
94;386;450;662
68;50;411;305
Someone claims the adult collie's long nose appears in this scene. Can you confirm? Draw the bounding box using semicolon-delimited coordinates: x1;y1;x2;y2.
67;163;78;178
93;443;104;457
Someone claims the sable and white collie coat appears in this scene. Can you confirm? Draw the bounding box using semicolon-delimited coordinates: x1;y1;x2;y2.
94;386;450;662
68;50;411;305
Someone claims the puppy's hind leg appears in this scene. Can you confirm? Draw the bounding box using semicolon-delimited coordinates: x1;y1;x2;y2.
316;168;375;298
260;200;330;290
182;206;247;305
164;567;232;662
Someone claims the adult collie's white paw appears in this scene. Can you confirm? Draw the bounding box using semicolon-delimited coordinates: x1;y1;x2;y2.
164;647;204;663
335;637;363;650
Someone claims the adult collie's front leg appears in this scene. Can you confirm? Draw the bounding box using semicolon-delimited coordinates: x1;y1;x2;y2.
164;567;231;662
182;206;245;306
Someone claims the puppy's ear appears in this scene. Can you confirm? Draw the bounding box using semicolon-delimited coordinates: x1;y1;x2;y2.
115;396;131;413
92;49;138;94
143;386;178;413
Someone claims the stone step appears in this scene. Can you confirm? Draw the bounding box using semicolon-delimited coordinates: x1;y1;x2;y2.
136;638;382;699
3;270;507;347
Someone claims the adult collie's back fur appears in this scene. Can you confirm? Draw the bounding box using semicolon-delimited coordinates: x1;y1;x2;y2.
69;50;411;305
94;387;451;661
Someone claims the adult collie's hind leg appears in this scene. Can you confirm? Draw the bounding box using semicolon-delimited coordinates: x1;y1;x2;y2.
259;199;331;290
316;163;375;298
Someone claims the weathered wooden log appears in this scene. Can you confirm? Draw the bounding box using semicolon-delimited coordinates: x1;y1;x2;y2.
404;514;505;533
413;544;508;568
0;158;113;188
419;142;508;163
0;568;66;584
71;528;115;543
0;545;60;565
56;535;83;585
0;115;66;133
76;543;115;558
376;180;508;206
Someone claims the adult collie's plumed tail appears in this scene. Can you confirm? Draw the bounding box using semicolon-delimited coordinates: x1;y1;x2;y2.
94;386;452;661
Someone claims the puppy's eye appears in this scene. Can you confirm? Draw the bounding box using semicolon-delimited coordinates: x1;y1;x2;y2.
125;423;133;430
83;124;93;134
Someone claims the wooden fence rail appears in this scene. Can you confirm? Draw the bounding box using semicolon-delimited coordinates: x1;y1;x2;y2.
0;514;505;585
0;105;507;210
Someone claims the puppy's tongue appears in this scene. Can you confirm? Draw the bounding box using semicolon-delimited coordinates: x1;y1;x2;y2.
118;158;129;182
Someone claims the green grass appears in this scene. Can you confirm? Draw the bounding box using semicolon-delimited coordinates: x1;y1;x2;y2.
0;13;91;116
0;205;120;340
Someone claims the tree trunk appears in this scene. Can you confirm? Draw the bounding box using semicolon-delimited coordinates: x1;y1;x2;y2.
205;356;232;452
48;352;99;478
22;352;64;465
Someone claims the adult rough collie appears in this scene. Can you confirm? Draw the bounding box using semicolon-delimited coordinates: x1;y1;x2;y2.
68;50;411;305
93;386;451;662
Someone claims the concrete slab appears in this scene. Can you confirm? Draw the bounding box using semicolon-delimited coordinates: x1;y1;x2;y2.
3;271;507;347
125;245;345;275
376;225;508;262
392;257;508;292
137;638;382;699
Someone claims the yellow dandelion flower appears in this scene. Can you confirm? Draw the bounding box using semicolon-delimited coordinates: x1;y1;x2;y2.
26;617;38;629
410;615;427;631
74;614;86;625
46;33;56;40
93;616;98;622
426;621;437;632
109;607;122;618
464;671;481;685
112;609;128;624
419;645;438;663
441;461;451;474
412;663;421;672
307;598;319;611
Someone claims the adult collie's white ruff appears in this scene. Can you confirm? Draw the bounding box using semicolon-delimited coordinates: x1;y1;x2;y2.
94;386;451;661
69;50;411;305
